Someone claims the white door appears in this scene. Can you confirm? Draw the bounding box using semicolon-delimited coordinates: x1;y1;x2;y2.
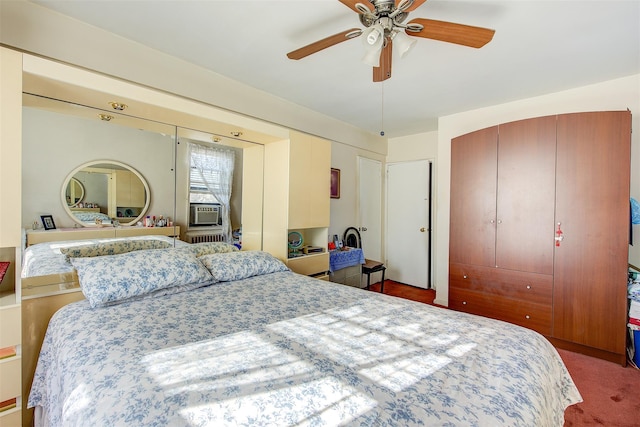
386;160;431;288
358;157;382;261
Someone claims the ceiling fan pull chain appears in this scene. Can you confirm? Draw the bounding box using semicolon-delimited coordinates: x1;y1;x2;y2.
380;82;385;136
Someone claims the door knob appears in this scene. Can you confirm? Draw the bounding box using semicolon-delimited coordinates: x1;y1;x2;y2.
361;227;368;231
420;227;426;232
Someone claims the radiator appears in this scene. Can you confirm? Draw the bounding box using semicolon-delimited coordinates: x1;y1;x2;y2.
187;233;225;244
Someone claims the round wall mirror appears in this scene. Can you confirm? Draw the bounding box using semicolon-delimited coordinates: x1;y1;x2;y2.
65;177;85;207
61;160;150;227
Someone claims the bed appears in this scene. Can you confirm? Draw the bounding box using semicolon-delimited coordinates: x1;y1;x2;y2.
27;247;582;426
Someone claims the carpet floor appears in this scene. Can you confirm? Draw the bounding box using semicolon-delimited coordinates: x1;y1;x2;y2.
560;349;640;426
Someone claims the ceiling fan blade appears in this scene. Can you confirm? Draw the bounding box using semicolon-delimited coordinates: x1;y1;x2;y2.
287;28;361;60
338;0;373;13
396;0;427;13
407;18;495;48
373;40;392;82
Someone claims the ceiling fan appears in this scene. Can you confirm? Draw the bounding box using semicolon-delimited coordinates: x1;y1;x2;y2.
287;0;495;82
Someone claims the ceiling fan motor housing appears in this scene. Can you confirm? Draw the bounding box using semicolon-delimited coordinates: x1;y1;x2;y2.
373;0;395;13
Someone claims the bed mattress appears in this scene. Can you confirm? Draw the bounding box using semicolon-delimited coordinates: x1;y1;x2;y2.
29;266;581;426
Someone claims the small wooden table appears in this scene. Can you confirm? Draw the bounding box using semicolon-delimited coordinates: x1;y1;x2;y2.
362;259;386;292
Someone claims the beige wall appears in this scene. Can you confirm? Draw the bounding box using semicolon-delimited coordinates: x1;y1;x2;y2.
387;131;438;163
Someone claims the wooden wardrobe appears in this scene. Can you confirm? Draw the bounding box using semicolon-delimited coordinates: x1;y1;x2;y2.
449;111;631;364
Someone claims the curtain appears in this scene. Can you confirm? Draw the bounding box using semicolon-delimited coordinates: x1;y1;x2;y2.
189;142;235;242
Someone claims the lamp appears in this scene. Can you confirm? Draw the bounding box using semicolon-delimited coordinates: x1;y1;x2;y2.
361;23;385;67
392;30;416;59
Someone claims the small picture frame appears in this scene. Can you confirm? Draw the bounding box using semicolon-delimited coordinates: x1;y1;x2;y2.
330;168;341;199
41;215;56;230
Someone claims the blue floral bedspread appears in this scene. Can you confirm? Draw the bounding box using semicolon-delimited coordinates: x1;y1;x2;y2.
29;272;581;426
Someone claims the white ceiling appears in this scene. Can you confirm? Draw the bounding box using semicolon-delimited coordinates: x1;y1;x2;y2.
30;0;640;138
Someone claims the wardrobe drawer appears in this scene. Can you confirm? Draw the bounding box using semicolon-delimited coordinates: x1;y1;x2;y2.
449;287;552;335
449;263;552;305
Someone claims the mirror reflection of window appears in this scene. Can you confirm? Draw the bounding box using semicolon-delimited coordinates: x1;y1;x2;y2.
189;143;235;242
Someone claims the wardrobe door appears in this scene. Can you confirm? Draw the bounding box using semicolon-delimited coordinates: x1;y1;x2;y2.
495;116;556;274
553;111;631;356
450;126;498;267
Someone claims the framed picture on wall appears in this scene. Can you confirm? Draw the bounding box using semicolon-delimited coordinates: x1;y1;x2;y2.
41;215;56;230
330;168;340;199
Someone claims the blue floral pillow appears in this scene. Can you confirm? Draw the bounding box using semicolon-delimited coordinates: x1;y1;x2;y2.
199;251;289;282
71;248;214;308
61;239;173;258
190;241;239;257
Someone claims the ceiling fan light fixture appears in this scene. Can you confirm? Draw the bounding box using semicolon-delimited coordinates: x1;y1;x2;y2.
392;30;416;58
361;24;385;66
364;23;384;45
